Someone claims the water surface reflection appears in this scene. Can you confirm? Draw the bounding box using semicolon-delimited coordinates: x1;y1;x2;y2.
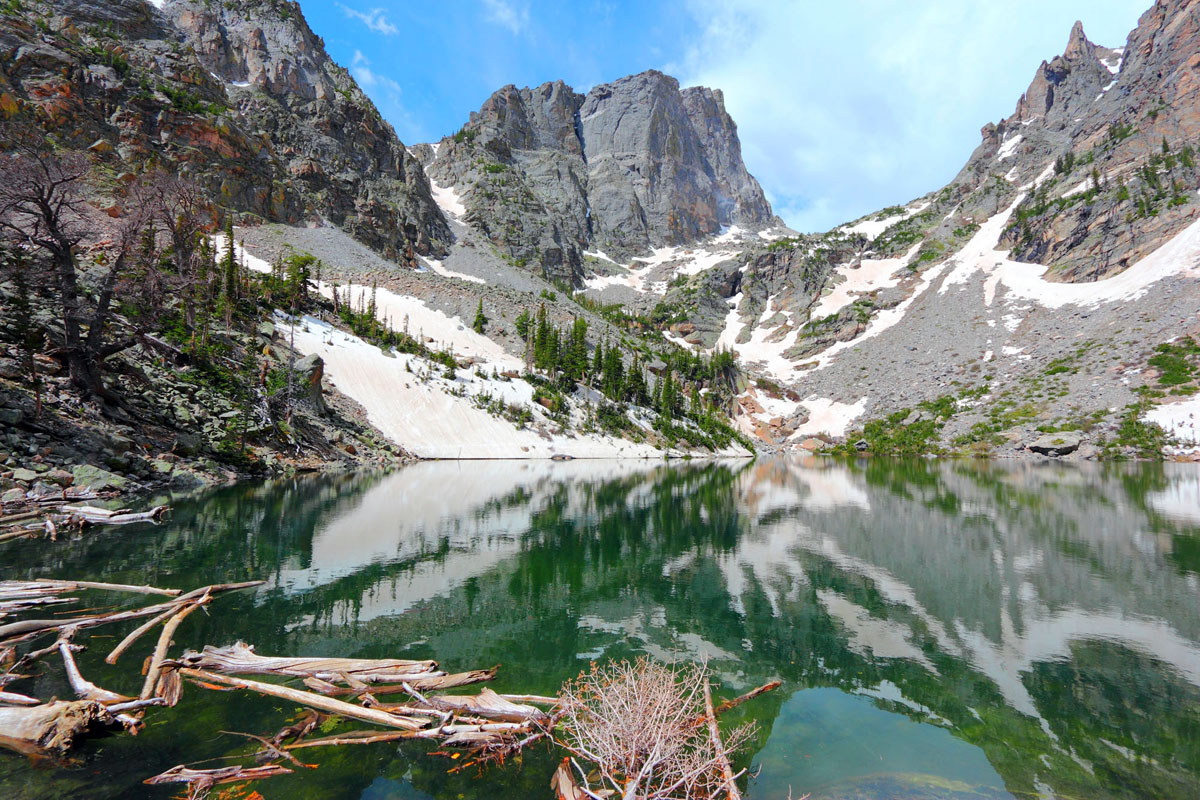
1;457;1198;799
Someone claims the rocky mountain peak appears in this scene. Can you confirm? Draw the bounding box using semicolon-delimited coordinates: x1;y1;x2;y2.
165;0;322;99
470;80;584;155
1063;20;1094;61
427;68;777;281
1010;21;1113;129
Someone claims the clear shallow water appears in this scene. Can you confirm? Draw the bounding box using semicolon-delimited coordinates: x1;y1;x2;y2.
1;457;1199;799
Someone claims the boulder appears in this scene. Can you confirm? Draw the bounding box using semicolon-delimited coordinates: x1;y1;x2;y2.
1028;431;1083;457
293;353;326;413
43;469;74;487
2;487;26;502
71;464;128;493
11;467;38;483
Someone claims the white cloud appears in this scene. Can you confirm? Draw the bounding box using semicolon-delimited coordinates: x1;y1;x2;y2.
338;4;399;36
482;0;529;35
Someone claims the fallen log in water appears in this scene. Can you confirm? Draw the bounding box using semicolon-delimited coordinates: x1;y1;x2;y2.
178;668;427;731
391;687;548;723
144;764;293;800
0;581;262;645
0;690;40;706
0;700;115;752
31;579;181;597
704;678;744;800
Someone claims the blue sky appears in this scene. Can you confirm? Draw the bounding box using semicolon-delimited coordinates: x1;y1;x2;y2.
302;1;1151;232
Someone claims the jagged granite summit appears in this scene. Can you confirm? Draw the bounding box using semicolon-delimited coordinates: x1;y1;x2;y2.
421;70;780;285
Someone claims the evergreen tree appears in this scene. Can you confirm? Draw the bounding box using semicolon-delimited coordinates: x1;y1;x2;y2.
473;298;488;334
626;355;648;406
222;215;238;325
515;308;532;339
602;343;624;401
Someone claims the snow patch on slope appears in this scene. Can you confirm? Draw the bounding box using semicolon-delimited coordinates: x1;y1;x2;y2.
790;397;868;438
429;181;466;219
939;190;1200;311
1144;396;1200;451
997;134;1024;161
841;202;930;240
810;244;921;320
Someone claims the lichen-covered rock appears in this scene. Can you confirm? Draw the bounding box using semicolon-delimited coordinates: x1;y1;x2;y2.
1028;431;1084;456
70;464;128;493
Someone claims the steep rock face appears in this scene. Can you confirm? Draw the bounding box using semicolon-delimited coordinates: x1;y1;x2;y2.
427;69;777;285
680;86;775;230
163;0;450;261
581;71;725;251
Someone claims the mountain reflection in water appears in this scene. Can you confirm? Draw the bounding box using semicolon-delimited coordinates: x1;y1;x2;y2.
1;457;1197;800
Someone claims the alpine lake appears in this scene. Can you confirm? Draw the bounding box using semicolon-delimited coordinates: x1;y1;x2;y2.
1;456;1198;800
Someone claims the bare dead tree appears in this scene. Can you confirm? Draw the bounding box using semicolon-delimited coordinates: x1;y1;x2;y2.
150;173;216;346
554;658;757;800
0;121;150;401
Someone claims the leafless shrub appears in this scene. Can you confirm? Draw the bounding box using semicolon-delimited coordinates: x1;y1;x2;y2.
555;657;756;800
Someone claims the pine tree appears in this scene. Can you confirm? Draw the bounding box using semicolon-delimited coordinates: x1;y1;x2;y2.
222;216;238;325
473;298;487;334
515;308;532;339
626;355;648;406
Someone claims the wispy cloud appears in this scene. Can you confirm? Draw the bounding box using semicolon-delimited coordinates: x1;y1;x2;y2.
338;4;398;36
482;0;529;35
349;50;425;142
351;49;402;96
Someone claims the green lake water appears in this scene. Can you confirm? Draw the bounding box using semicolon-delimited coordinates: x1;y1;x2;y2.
1;457;1199;799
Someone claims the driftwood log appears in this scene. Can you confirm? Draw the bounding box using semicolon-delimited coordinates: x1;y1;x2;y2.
144;764;293;800
180;641;437;679
180;642;496;691
0;700;114;752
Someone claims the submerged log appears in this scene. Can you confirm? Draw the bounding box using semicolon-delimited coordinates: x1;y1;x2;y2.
141;600;206;701
297;666;499;695
0;581;263;645
704;679;743;800
0;700;114;752
0;690;40;706
405;687;547;723
58;639;126;704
